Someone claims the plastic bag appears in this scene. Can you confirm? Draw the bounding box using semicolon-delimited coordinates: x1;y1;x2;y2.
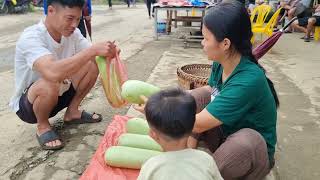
96;53;128;108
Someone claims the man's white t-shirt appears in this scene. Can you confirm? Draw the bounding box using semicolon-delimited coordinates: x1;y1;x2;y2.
9;20;91;112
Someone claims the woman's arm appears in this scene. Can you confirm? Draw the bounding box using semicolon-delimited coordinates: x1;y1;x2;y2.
188;108;222;148
188;85;222;133
189;85;212;113
193;108;222;134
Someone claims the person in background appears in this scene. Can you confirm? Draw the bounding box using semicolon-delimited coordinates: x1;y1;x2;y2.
78;0;92;39
146;0;156;19
126;0;130;8
247;0;265;13
292;4;320;41
108;0;112;9
280;0;313;33
130;0;136;7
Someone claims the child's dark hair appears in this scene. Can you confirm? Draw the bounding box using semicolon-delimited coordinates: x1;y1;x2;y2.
203;0;279;108
145;88;197;139
47;0;84;9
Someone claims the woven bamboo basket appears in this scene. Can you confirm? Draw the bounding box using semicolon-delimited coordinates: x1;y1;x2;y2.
177;64;212;90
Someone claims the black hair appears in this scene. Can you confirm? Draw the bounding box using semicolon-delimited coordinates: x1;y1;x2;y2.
203;0;279;108
47;0;84;10
145;88;197;139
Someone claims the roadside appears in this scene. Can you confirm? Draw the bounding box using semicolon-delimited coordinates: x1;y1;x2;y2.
0;4;319;180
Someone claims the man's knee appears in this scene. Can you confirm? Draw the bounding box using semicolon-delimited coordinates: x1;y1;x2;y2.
79;60;99;79
28;80;60;102
40;81;60;97
292;20;299;27
308;18;316;25
89;60;99;78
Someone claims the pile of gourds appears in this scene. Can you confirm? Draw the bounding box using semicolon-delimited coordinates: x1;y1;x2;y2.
105;118;163;169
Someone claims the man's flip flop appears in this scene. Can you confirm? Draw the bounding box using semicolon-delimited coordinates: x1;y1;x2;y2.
64;111;102;125
36;130;64;150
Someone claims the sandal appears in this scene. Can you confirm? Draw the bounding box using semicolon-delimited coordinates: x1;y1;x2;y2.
36;130;64;150
300;36;314;40
64;111;102;125
304;37;311;42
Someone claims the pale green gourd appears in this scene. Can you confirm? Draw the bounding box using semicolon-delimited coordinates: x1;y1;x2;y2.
126;118;149;135
105;146;162;169
121;80;160;104
118;133;163;151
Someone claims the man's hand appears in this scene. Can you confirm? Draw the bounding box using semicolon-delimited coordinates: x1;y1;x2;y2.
133;95;148;114
91;41;117;60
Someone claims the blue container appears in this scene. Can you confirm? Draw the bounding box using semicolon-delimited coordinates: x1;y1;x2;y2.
157;21;166;34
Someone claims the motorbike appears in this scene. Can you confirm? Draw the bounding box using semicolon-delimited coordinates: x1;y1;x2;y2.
0;0;31;14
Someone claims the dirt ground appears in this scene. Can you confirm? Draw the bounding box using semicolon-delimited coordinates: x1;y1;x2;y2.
0;4;319;180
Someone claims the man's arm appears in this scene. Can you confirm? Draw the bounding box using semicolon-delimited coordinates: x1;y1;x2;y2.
33;42;116;83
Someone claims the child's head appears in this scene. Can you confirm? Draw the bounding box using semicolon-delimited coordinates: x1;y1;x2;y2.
145;88;197;143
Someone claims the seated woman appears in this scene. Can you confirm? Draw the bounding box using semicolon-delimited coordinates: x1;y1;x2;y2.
187;1;279;179
292;4;320;42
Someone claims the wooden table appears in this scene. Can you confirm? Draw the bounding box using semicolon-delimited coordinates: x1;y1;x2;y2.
153;5;207;40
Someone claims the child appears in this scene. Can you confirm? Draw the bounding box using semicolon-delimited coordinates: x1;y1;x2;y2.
136;88;223;180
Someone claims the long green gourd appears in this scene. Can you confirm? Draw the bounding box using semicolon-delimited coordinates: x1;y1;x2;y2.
105;146;162;169
126;118;149;135
121;80;160;104
95;56;127;108
118;133;163;151
96;56;107;79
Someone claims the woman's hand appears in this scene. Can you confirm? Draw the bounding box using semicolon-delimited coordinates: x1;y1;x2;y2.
133;95;148;114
